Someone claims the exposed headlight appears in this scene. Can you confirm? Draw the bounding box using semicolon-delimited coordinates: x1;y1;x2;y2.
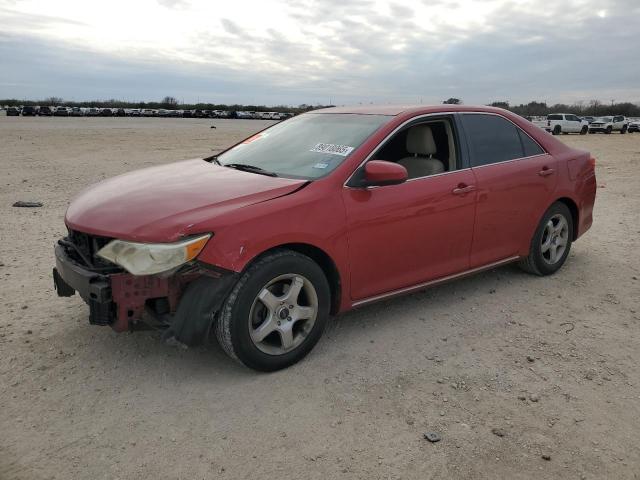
97;234;211;275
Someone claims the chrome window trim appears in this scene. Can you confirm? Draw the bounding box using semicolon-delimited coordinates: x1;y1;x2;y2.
352;167;473;191
344;110;549;188
404;167;472;183
470;153;550;170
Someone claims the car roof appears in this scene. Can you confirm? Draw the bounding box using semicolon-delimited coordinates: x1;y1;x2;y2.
310;104;514;116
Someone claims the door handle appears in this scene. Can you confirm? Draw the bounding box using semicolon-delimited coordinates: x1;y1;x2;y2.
452;184;476;195
538;167;555;177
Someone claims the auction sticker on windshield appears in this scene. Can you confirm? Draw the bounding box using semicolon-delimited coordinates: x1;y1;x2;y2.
310;143;354;156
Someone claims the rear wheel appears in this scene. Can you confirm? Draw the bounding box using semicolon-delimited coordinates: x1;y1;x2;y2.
552;125;561;135
214;250;330;371
518;202;573;276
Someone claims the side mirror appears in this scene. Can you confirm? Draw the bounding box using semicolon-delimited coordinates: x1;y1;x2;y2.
362;160;408;187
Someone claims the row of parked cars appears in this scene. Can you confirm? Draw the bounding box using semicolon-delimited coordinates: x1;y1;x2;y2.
3;105;295;120
531;113;640;135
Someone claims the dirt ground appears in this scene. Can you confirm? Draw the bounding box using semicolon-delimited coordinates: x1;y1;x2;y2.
1;116;639;480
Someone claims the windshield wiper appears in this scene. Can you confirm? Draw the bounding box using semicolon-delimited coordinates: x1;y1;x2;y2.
224;163;279;177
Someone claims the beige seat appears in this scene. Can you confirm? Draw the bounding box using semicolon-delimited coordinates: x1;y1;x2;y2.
397;125;445;178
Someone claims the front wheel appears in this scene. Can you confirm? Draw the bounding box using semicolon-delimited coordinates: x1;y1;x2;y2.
606;126;612;134
580;126;588;135
214;250;330;371
621;125;628;134
518;202;573;276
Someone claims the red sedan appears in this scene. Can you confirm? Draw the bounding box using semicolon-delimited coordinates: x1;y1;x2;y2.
53;105;597;371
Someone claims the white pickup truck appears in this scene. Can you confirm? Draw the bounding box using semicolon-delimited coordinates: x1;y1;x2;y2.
546;113;589;135
588;116;629;134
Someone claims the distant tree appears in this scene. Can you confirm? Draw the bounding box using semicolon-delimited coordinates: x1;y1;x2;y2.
162;96;178;107
512;101;548;117
589;99;602;116
489;101;510;109
443;97;461;105
44;97;63;106
550;103;571;113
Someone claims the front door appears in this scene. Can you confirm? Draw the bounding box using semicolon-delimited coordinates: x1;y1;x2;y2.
342;116;477;301
343;172;477;300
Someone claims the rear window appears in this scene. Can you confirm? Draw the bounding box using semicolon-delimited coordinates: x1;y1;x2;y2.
547;114;563;120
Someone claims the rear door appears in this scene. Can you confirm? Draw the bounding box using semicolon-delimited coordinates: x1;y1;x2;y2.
460;113;557;268
613;116;624;130
566;114;582;132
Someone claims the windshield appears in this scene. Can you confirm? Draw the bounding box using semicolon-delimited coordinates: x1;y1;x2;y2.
217;113;391;179
597;117;613;122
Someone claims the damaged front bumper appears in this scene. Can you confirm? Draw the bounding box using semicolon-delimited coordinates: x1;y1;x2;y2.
53;240;238;344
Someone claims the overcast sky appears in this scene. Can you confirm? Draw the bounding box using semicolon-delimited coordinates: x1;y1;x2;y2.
0;0;638;106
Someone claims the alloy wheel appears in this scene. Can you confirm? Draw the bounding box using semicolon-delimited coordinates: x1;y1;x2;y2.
540;214;569;265
248;274;318;355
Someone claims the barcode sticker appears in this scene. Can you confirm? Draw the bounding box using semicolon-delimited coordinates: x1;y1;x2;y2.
310;143;354;156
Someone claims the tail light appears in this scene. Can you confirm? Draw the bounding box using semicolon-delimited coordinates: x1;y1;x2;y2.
589;157;596;168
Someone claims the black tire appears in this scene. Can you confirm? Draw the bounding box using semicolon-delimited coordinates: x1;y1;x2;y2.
214;249;330;371
605;126;612;134
621;125;627;134
552;125;561;135
518;202;573;276
580;126;588;135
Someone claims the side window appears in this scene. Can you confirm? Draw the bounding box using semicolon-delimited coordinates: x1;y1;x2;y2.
518;129;545;157
462;114;524;167
372;118;458;179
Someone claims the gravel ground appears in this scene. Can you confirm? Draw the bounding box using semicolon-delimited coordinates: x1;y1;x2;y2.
1;116;639;479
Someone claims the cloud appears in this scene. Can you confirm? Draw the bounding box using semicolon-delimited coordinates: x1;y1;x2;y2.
220;18;245;36
157;0;190;8
0;0;638;105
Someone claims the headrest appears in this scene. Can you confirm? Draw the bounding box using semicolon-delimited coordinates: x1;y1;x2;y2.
406;125;437;155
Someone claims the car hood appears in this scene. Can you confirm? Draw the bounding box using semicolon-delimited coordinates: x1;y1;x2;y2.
65;159;307;242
